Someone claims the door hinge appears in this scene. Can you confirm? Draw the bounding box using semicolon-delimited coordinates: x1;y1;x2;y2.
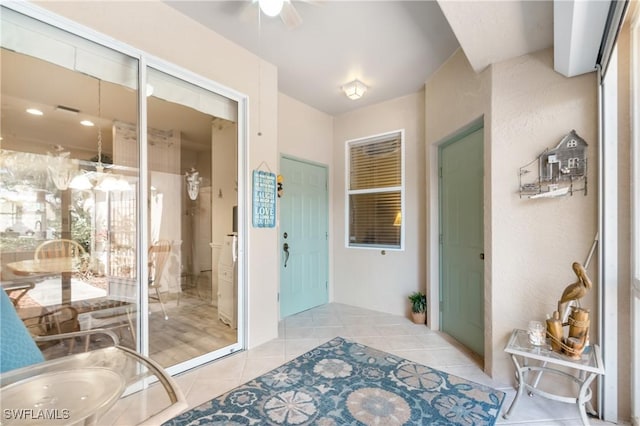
439;233;443;244
277;292;279;302
439;167;443;178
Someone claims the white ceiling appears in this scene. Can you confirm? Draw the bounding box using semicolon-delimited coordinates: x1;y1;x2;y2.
166;0;555;116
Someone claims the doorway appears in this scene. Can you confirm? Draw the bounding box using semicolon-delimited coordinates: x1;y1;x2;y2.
439;127;484;356
279;156;329;318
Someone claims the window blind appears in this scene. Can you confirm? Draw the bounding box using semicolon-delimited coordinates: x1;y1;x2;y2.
347;132;403;249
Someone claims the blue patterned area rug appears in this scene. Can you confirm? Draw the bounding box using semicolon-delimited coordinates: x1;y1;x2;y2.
164;337;505;426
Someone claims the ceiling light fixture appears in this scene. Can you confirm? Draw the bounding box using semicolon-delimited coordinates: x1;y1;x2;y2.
26;108;43;116
258;0;284;17
70;80;132;193
69;173;92;190
80;120;94;127
342;79;368;100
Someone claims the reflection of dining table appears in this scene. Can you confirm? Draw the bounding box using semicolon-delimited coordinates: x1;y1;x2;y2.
6;258;84;305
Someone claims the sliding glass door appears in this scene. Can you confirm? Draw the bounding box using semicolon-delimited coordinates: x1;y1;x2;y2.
0;4;244;374
0;7;141;356
144;67;240;368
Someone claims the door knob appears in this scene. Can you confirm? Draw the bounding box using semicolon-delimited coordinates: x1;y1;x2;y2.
283;242;290;268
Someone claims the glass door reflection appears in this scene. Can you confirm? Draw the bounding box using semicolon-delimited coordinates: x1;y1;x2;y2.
146;67;239;368
0;7;140;358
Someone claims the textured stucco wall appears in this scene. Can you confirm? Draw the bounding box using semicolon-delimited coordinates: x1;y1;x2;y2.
489;48;598;384
426;48;598;384
333;91;426;317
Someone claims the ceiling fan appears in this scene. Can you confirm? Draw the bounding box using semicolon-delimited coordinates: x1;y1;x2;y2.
255;0;308;30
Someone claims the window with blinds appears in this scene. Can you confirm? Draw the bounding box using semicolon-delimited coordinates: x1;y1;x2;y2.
346;130;404;249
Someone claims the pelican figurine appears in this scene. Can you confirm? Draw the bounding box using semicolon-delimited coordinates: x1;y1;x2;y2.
557;261;592;315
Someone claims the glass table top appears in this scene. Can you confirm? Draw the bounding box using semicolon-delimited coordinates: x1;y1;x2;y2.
2;367;125;425
504;329;604;374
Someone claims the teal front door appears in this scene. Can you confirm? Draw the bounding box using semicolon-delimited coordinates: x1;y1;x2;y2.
439;127;484;356
280;157;329;318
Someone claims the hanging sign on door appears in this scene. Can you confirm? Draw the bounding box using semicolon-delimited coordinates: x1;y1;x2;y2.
252;170;276;228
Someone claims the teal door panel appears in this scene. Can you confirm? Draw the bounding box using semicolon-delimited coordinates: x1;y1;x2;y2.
440;128;484;356
280;157;328;318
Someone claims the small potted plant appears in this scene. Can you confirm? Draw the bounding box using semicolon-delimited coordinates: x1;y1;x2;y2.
408;291;426;324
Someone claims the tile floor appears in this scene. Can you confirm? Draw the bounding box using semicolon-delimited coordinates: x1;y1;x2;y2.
104;303;619;425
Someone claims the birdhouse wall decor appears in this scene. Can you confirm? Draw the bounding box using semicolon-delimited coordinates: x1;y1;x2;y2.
519;130;588;199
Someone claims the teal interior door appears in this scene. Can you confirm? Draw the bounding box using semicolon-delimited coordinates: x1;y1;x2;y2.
280;157;329;318
439;127;484;356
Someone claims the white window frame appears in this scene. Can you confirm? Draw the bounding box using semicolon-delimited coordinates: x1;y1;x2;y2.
345;130;405;251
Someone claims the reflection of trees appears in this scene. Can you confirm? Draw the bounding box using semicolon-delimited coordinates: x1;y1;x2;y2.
0;150;51;190
0;150;94;254
71;196;93;254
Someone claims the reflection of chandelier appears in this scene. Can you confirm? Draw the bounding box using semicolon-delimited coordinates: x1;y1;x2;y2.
69;79;131;192
47;145;76;190
185;167;202;201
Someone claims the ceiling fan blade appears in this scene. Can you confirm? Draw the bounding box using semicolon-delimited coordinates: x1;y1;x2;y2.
280;1;303;30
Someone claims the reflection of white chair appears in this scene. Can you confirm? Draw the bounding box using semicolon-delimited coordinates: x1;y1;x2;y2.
149;240;171;320
35;239;87;273
35;239;85;259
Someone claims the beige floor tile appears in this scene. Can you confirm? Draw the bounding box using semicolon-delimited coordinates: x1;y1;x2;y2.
99;303;618;426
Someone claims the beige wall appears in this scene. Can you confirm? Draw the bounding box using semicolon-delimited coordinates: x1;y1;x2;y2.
278;94;334;166
333;91;426;317
35;0;280;349
425;48;491;331
277;93;334;304
426;46;633;420
426;48;599;378
490;48;598;380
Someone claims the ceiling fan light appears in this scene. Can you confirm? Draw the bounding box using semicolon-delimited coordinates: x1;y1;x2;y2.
259;0;284;17
342;79;368;100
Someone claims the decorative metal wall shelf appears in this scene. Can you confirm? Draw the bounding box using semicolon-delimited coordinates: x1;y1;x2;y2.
519;130;588;199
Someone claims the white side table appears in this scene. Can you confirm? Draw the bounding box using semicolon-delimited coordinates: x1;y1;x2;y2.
503;328;605;426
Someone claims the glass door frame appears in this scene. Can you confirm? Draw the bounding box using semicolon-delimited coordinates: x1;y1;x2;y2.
4;1;248;376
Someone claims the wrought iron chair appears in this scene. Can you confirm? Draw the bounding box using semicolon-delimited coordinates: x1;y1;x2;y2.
1;280;35;307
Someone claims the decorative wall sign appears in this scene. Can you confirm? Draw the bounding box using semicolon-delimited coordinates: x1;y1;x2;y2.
252;170;276;228
519;130;588;199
